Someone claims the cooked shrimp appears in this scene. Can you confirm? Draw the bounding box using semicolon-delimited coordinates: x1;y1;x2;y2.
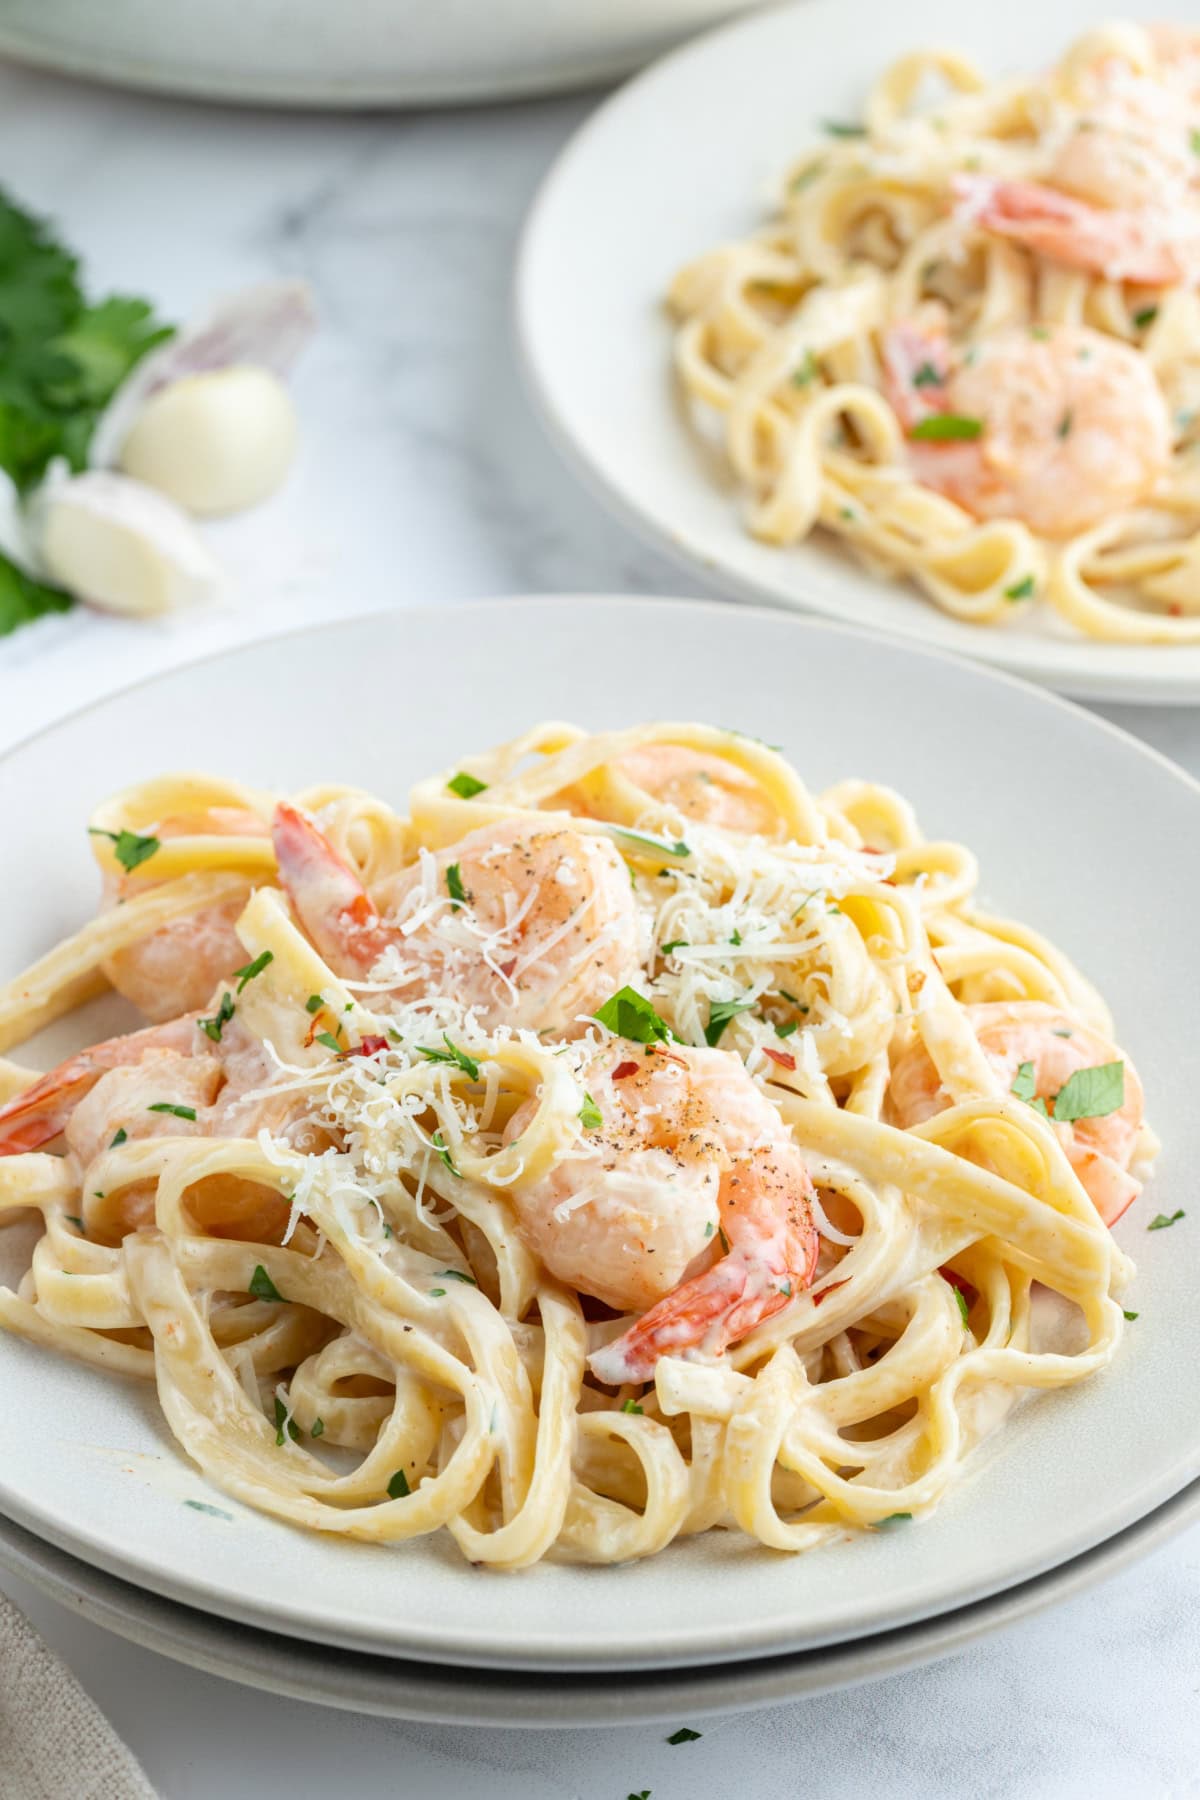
273;804;642;1038
504;1040;818;1384
888;1000;1145;1226
102;805;266;1022
882;316;1171;538
0;1014;200;1155
953;173;1198;287
608;745;779;836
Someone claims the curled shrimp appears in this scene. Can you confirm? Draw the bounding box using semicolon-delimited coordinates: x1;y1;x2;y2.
272;803;642;1037
504;1040;818;1384
882;314;1171;538
953;173;1199;287
101;804;267;1022
888;1000;1146;1226
590;744;780;836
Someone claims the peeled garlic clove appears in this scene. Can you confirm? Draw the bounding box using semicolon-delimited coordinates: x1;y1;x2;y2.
32;471;220;617
89;279;315;471
119;365;298;517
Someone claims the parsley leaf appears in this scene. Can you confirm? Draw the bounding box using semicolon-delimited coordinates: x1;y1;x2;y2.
305;993;324;1014
249;1265;285;1303
621;1399;644;1415
147;1102;196;1120
1052;1062;1124;1124
232;950;273;992
594;986;673;1044
387;1469;411;1499
1004;575;1035;601
705;997;754;1046
910;414;983;441
912;361;942;388
88;826;161;873
579;1092;603;1130
445;862;470;908
1148;1209;1184;1231
0;551;72;637
610;826;691;859
792;348;819;387
777;1019;800;1039
667;1728;702;1744
447;771;488;799
199;991;235;1043
659;940;688;956
875;1512;913;1527
436;1268;477;1285
822;119;866;136
109;1127;127;1147
273;1395;300;1446
1010;1061;1039;1103
314;1030;342;1054
310;1417;325;1438
430;1129;460;1176
1133;304;1159;330
954;1287;970;1327
1123;1309;1139;1321
416;1035;480;1080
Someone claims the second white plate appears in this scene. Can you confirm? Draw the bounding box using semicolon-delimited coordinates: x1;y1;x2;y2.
516;0;1200;704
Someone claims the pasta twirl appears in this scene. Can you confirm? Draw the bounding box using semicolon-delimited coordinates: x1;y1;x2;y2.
0;724;1152;1566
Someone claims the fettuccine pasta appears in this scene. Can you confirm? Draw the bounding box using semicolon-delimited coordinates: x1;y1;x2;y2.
669;20;1200;640
0;723;1153;1565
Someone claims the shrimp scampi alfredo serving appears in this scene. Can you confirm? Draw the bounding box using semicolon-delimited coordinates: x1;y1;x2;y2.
669;20;1200;641
0;723;1156;1566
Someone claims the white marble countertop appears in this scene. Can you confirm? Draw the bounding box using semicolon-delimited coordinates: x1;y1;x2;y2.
2;53;1200;1800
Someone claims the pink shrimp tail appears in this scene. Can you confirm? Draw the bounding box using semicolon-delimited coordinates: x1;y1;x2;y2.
271;802;394;972
1068;1145;1141;1227
952;174;1185;285
0;1014;200;1156
588;1205;819;1386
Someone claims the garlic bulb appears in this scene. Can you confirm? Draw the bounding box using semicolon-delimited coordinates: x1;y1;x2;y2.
33;471;220;617
119;365;298;517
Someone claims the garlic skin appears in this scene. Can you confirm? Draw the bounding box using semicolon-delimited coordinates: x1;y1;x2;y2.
118;365;298;518
34;471;220;617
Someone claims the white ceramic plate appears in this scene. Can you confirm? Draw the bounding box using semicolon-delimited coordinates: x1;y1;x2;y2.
516;0;1200;705
4;1480;1199;1726
2;598;1199;1673
0;0;762;107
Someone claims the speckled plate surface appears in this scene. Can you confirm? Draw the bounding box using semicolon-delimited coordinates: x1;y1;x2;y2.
516;0;1200;704
1;599;1198;1671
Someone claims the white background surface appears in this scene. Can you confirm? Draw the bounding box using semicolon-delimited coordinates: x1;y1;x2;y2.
1;53;1199;1800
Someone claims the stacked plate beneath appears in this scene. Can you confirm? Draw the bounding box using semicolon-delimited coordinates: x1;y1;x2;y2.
3;602;1199;1721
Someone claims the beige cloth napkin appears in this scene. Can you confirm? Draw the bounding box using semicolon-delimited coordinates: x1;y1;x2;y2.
0;1593;157;1800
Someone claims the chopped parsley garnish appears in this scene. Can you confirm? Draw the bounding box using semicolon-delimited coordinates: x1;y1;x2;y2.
1052;1062;1124;1123
910;414;983;442
447;771;488;799
667;1728;702;1744
109;1127;127;1147
718;1226;731;1254
437;1268;477;1285
777;1020;800;1039
729;928;743;946
387;1469;411;1498
792;348;819;387
705;996;754;1046
1010;1061;1039;1105
822;119;866;137
1053;1028;1073;1039
0;554;71;637
704;1222;715;1238
789;159;825;191
183;1500;233;1519
310;1417;325;1438
628;1791;651;1800
954;1288;970;1327
621;1399;644;1415
417;1035;481;1080
579;1092;603;1130
232;950;273;991
250;1265;285;1303
912;361;942;388
1004;575;1035;601
430;1288;446;1298
611;826;691;859
273;1396;299;1446
1192;127;1200;156
594;986;673;1044
147;1102;196;1120
88;826;161;873
660;940;689;956
66;1215;85;1233
779;1281;792;1298
305;993;324;1014
1149;1210;1184;1231
1123;1310;1139;1322
445;862;470;908
1056;408;1074;439
314;1030;342;1054
875;1512;913;1527
1133;305;1159;330
199;991;235;1043
430;1129;460;1175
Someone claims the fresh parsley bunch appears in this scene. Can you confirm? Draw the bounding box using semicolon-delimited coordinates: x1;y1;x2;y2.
0;187;173;636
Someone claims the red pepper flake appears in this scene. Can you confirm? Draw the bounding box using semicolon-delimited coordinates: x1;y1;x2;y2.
1169;602;1183;618
498;958;517;979
349;1035;389;1058
763;1047;796;1071
811;1278;849;1308
612;1060;640;1081
346;893;375;928
861;843;882;854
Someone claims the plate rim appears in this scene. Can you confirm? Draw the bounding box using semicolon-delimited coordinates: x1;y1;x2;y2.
513;0;1200;707
3;595;1200;1672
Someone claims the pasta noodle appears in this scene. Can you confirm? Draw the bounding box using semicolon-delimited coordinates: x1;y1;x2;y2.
0;723;1153;1566
668;21;1200;641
